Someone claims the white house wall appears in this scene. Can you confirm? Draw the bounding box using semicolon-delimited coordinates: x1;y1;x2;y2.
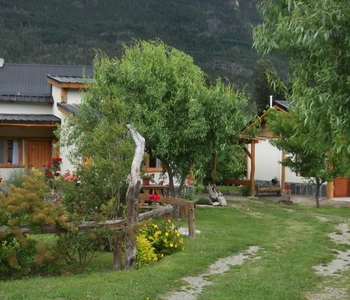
51;85;81;174
248;139;305;184
0;102;52;114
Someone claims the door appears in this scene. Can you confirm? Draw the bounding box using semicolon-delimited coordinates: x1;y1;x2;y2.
27;140;52;170
334;177;350;197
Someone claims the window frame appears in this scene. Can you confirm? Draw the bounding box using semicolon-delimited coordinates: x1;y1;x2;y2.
0;139;23;167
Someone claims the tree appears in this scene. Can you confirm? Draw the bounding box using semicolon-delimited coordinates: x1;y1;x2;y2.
58;39;249;269
93;39;249;195
252;59;285;113
267;109;347;208
253;0;350;163
57;58;134;220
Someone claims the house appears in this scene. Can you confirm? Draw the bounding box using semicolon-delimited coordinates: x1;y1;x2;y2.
0;60;164;183
244;98;343;199
0;60;93;180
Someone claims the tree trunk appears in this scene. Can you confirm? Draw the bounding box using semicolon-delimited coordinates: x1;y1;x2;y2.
113;231;123;270
315;179;321;208
123;124;145;270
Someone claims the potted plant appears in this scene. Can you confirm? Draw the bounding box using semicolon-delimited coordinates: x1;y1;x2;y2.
141;173;155;185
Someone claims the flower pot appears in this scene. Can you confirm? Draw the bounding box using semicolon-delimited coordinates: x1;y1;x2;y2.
142;178;150;185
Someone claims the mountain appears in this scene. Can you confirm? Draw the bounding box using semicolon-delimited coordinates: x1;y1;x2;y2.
0;0;287;92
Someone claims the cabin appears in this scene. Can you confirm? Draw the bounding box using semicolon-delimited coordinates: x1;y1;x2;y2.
244;98;345;199
0;60;165;184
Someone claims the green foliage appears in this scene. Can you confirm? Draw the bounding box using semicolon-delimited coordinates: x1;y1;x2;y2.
266;108;347;206
241;185;251;197
0;170;68;278
253;0;350;161
56;229;110;274
210;144;247;182
252;59;286;113
2;169;28;188
0;169;68;230
138;217;184;258
0;0;271;90
92;40;249;195
57;53;134;219
136;234;158;267
195;197;213;205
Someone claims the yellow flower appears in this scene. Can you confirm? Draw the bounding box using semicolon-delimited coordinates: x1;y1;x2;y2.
153;224;158;229
176;233;180;237
165;232;169;236
170;243;173;247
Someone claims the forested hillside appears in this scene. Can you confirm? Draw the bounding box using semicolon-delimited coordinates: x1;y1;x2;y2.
0;0;286;92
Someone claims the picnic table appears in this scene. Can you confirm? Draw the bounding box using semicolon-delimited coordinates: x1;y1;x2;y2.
138;184;170;207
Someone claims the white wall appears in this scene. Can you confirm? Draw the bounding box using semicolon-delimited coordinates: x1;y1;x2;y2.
0;102;52;114
247;139;306;184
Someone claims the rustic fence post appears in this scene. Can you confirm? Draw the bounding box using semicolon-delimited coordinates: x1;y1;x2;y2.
124;124;145;270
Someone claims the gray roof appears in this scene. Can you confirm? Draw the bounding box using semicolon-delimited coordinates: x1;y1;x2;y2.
274;100;289;110
0;114;61;124
57;103;80;116
47;74;94;85
0;63;93;103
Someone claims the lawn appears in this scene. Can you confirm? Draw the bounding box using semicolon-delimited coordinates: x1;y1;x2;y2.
1;197;350;300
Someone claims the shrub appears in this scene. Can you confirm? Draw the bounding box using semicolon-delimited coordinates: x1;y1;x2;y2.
55;229;108;273
0;169;70;278
195;197;212;205
138;217;184;258
241;185;250;197
136;234;158;267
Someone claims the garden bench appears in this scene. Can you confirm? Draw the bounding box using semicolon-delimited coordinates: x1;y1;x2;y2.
255;186;282;197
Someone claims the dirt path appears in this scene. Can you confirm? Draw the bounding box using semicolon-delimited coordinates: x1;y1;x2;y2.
159;246;261;300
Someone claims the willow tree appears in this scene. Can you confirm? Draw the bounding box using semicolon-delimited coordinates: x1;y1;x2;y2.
267;109;347;208
253;0;350;163
94;39;249;195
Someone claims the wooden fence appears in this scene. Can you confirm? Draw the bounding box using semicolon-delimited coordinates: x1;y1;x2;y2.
0;197;196;237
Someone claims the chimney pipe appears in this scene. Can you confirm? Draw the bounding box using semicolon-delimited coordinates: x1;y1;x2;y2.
269;95;273;108
0;58;4;67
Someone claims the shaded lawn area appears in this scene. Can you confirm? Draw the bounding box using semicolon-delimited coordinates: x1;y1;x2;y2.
1;198;350;300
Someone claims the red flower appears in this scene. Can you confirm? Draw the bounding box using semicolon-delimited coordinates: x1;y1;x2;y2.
148;194;160;201
45;171;53;177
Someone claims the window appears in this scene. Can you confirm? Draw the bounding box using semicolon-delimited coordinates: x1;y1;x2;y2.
0;140;21;166
149;157;161;168
144;154;162;172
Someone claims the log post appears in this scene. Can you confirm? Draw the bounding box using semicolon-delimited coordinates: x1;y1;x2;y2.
113;231;123;270
187;201;195;238
124;124;145;270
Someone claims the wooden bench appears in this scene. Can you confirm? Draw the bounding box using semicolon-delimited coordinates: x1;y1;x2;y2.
255;186;281;197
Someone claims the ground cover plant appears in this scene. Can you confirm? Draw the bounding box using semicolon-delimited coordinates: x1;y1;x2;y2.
1;197;349;299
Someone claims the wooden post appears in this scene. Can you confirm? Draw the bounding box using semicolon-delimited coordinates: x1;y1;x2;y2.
327;181;334;199
250;141;256;197
212;153;217;184
188;201;195;238
113;231;123;270
281;150;286;189
124;124;145;270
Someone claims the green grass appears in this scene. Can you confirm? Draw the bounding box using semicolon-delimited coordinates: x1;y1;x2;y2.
1;198;350;299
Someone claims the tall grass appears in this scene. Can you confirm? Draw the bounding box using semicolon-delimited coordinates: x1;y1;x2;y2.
1;198;349;299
